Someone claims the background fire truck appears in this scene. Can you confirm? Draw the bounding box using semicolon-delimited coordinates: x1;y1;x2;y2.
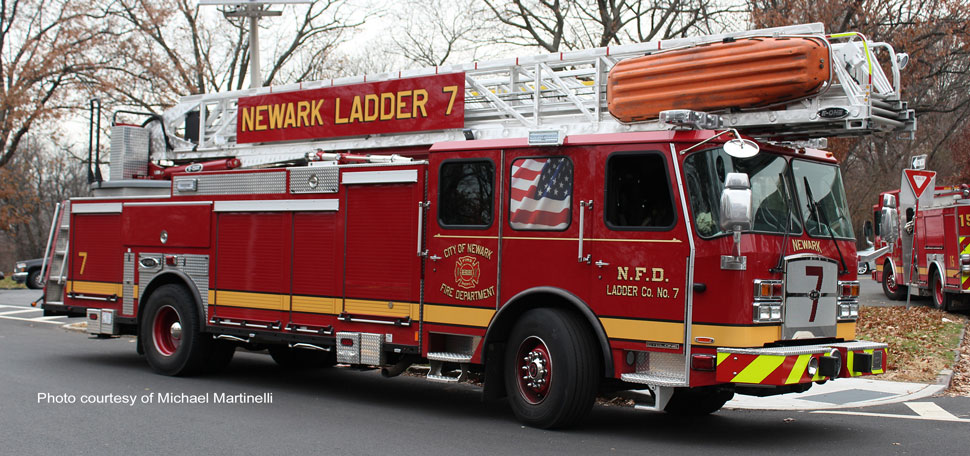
40;23;913;428
864;157;970;310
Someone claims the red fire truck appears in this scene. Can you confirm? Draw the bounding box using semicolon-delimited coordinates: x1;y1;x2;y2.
40;23;914;428
864;162;970;309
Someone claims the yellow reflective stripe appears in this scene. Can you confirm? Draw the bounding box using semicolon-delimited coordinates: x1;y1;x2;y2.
690;324;780;347
787;354;812;384
732;355;785;384
599;318;684;343
68;280;123;296
836;321;856;340
961;237;969;255
344;298;410;318
214;290;287;311
292;296;339;315
716;352;730;365
423;304;493;327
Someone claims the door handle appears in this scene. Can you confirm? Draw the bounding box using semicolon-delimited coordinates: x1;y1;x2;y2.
594;260;609;268
578;200;593;263
429;255;441;261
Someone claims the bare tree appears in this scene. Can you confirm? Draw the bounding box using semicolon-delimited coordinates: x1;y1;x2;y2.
750;0;970;244
483;0;573;52
387;0;489;67
103;0;360;112
0;0;113;167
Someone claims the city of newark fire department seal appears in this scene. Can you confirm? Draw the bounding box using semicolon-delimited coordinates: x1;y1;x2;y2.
454;256;481;289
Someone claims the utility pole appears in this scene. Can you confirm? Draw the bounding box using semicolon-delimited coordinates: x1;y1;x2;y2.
199;1;312;89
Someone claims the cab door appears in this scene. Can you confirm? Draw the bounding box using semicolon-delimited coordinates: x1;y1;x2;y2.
424;150;502;355
588;146;692;381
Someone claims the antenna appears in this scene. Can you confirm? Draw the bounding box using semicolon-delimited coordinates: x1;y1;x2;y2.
199;1;312;89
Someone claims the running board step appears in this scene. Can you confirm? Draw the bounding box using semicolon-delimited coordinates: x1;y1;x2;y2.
426;352;472;363
621;373;687;387
426;373;461;383
427;359;467;383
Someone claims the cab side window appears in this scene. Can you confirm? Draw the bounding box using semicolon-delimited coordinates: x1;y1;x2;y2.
509;157;573;230
438;160;494;228
605;153;675;229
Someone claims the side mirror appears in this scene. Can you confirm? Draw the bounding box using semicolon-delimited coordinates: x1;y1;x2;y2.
719;173;752;232
863;220;874;247
881;206;899;244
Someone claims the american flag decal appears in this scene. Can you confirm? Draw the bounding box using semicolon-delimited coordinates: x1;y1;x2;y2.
510;157;572;229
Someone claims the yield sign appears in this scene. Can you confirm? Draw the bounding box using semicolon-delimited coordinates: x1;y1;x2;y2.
904;169;936;199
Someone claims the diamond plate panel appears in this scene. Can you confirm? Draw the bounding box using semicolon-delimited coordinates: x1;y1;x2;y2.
289;167;338;194
360;333;384;365
173;171;285;195
123;253;135;316
110;126;149;180
137;254;163;304
636;351;686;382
336;332;360;364
181;255;210;320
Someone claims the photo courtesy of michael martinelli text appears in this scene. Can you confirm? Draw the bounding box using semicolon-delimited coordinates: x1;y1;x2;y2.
36;392;274;407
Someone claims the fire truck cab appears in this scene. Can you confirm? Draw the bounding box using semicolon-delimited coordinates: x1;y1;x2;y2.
41;23;913;428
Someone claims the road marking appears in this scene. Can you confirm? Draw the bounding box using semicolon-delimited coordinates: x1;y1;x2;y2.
0;315;66;325
0;309;41;316
34;315;66;321
812;402;969;423
906;401;961;420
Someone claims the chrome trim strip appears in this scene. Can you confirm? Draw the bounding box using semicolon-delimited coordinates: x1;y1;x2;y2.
124;201;213;207
71;202;122;214
670;142;694;388
213;199;339;212
341;169;418;185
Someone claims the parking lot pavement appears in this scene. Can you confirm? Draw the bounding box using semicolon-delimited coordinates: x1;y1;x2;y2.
859;275;932;307
0;289;82;325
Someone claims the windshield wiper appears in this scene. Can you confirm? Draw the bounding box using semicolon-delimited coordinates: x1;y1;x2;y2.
770;172;794;273
803;177;848;274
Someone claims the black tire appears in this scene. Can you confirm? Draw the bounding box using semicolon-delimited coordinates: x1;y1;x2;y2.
664;386;734;416
204;340;236;373
268;345;336;369
140;284;211;376
882;262;906;300
504;308;599;429
26;269;43;289
930;272;951;311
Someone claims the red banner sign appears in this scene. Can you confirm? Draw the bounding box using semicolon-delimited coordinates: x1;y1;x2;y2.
236;73;465;144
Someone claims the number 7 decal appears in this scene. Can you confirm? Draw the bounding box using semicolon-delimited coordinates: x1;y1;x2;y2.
805;266;824;322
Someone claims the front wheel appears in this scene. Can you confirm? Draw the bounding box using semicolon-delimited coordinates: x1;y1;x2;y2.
882;263;906;300
504;308;599;429
140;284;211;376
931;273;951;311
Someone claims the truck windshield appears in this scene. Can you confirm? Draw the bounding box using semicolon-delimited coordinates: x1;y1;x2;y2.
792;159;854;239
684;147;800;237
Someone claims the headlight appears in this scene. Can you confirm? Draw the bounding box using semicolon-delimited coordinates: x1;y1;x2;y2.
15;262;26;271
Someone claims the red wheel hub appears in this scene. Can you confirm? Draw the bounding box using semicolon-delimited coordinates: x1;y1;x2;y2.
152;305;182;356
934;277;944;306
886;271;898;293
515;336;552;404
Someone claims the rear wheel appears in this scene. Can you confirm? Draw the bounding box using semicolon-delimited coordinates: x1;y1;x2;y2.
504;308;599;429
664;386;734;416
882;263;906;300
931;272;951;311
140;284;211;376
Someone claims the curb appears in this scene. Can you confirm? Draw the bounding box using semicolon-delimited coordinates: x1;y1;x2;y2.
937;322;968;392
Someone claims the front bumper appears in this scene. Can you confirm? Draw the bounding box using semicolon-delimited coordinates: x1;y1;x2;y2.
12;272;28;283
716;341;887;385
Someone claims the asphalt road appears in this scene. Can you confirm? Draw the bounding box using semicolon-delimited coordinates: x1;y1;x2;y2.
1;287;967;455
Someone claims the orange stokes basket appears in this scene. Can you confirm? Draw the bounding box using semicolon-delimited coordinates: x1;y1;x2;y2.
607;37;832;122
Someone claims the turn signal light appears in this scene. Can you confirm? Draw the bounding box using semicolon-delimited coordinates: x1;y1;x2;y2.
691;354;716;372
838;281;860;298
754;280;783;299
